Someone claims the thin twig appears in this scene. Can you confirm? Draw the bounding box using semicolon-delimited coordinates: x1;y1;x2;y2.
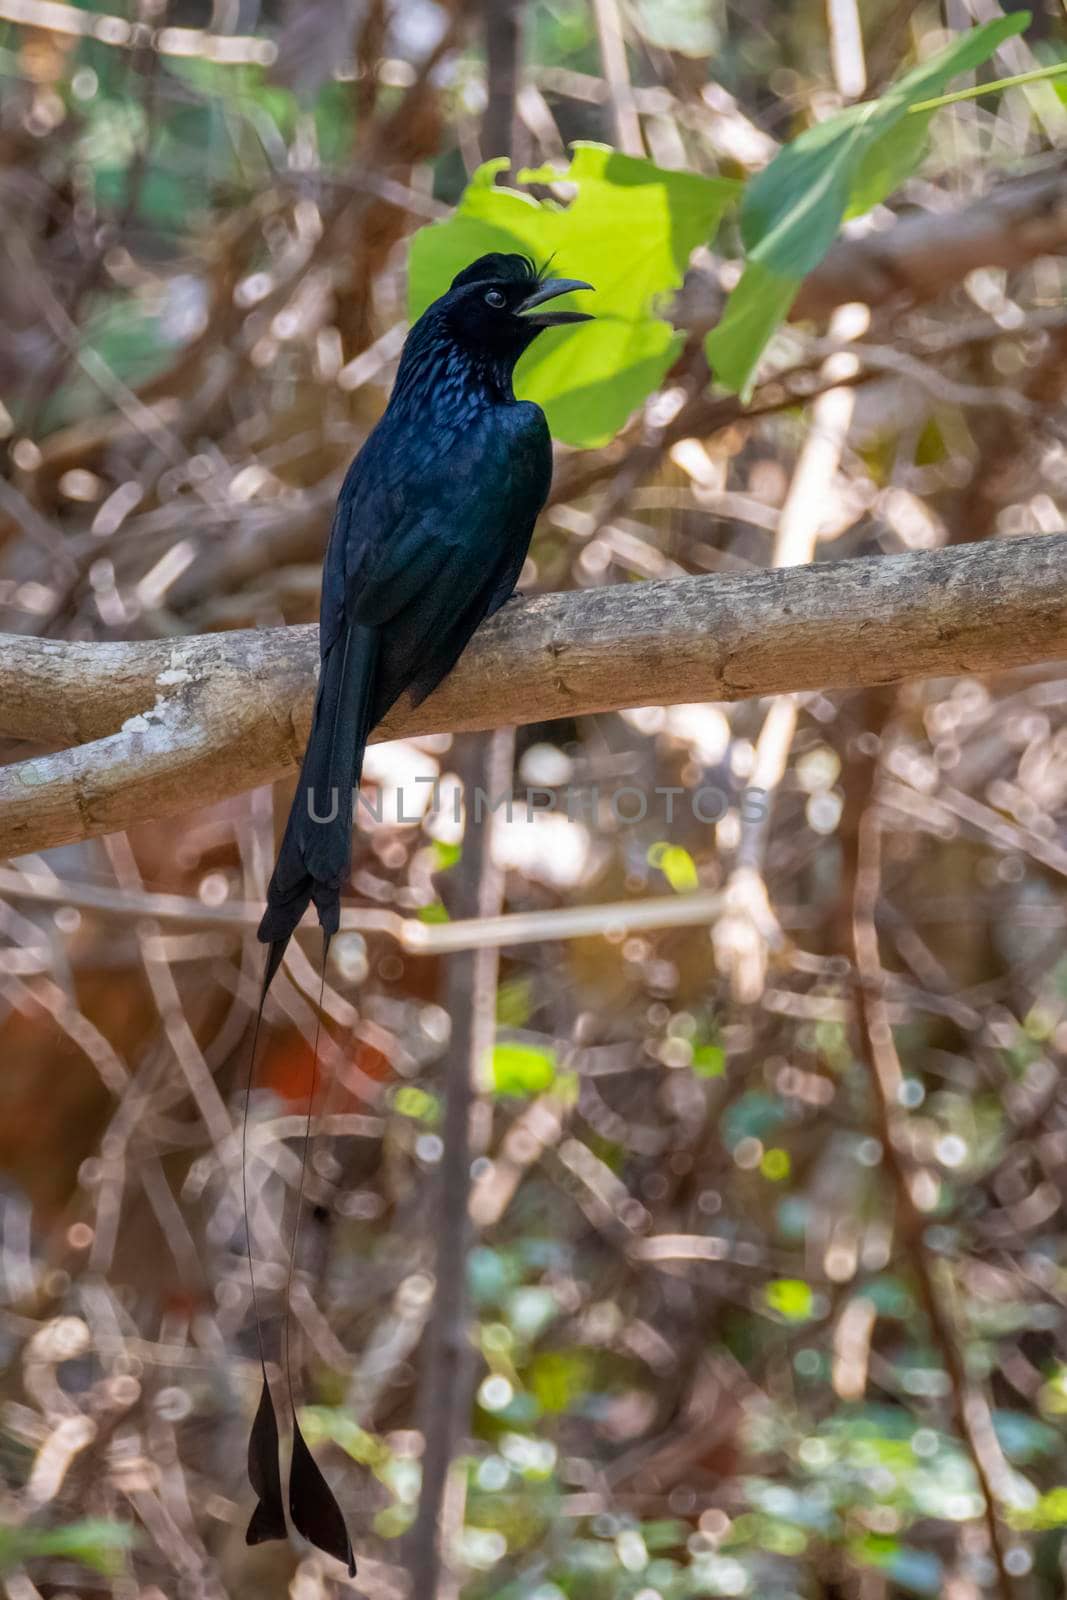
590;0;643;155
407;728;512;1599
483;0;525;162
826;0;867;99
851;804;1019;1600
717;314;864;1000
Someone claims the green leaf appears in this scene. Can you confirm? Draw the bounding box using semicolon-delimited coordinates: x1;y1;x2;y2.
846;12;1033;214
707;13;1029;396
705;261;799;396
300;1407;391;1469
0;1520;137;1579
691;1042;726;1078
314;81;357;167
631;0;718;57
1018;1484;1067;1530
760;1146;791;1181
528;1349;591;1413
416;900;450;923
764;1278;815;1322
855;1539;944;1596
36;297;180;433
393;1085;439;1123
648;841;700;893
496;976;534;1027
409;143;738;446
491;1041;557;1098
93;161;203;230
738;104;872;275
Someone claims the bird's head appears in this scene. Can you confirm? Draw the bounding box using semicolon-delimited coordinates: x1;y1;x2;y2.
440;253;593;366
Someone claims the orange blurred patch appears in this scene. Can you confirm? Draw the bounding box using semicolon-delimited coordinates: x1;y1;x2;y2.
258;1029;395;1109
258;1032;320;1105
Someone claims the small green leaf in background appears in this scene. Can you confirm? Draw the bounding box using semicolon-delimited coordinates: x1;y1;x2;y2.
491;1041;557;1097
0;1520;137;1579
416;900;450;923
393;1085;440;1123
1017;1484;1067;1530
629;0;720;58
648;841;700;893
300;1407;391;1470
38;294;183;432
761;1147;791;1181
529;1349;591;1413
409;143;738;446
764;1278;816;1323
854;1537;944;1596
496;975;534;1027
707;13;1030;397
691;1042;726;1078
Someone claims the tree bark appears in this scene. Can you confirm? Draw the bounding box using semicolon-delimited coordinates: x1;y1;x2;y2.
1;533;1066;859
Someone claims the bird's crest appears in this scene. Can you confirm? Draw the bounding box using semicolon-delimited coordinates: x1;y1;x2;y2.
450;252;550;290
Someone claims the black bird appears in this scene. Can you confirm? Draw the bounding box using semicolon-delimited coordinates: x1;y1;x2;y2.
244;253;593;1572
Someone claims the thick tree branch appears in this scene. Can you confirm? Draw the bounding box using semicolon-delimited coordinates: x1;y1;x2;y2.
1;533;1066;860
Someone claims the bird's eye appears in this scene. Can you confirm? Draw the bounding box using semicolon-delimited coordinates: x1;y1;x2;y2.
484;288;506;309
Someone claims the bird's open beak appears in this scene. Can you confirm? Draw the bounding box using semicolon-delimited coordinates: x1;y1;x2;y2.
517;277;594;327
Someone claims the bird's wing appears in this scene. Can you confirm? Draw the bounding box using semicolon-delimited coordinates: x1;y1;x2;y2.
348;500;467;624
321;403;550;647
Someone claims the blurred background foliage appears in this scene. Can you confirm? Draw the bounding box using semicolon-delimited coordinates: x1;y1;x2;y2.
2;0;1067;1597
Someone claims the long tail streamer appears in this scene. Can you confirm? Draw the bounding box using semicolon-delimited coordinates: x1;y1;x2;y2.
243;937;355;1575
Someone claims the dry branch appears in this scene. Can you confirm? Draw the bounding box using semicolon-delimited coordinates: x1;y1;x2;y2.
675;159;1067;332
795;159;1067;320
408;729;509;1597
1;533;1066;860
